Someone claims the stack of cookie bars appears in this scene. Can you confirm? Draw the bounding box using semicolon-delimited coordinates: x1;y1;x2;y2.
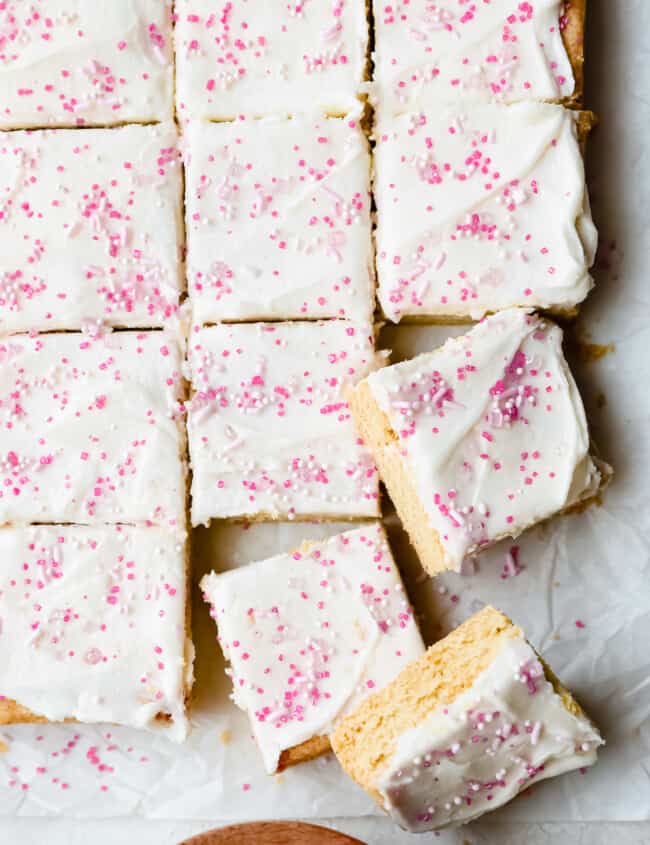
0;0;607;832
0;3;191;737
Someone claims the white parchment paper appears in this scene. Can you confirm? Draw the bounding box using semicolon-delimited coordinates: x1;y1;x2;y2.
0;1;648;837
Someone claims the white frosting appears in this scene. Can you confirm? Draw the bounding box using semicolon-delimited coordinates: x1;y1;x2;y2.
372;0;575;116
0;0;173;128
376;635;603;831
0;524;191;739
366;309;601;570
0;330;186;526
0;124;183;333
374;102;597;321
187;321;380;524
174;0;368;120
201;522;425;773
185;117;374;323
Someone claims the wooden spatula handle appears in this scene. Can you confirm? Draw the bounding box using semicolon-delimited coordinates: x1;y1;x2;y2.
180;820;366;845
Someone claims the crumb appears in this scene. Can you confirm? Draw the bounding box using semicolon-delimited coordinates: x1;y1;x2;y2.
576;341;615;363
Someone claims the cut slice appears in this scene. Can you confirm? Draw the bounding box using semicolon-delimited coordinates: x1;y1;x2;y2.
372;0;586;116
350;309;605;574
0;524;192;740
0;0;173;128
184;117;374;324
0;124;183;332
200;522;425;773
174;0;368;120
187;321;381;525
0;330;187;527
374;103;596;323
331;605;603;832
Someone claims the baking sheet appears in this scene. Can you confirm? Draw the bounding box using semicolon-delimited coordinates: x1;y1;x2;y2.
0;0;649;834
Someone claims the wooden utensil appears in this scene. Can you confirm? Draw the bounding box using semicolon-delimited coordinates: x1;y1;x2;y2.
180;821;366;845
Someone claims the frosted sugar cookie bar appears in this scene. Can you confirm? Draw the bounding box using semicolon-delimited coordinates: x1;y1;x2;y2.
0;330;186;527
331;605;603;831
174;0;368;120
374;102;597;323
185;116;374;324
0;124;183;333
0;0;173;128
187;321;380;525
0;523;193;739
201;522;425;773
349;309;604;575
372;0;586;116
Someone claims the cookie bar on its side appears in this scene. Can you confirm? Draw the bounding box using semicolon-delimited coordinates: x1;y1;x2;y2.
0;124;183;333
200;522;425;774
372;0;586;116
349;309;604;575
331;605;603;832
0;330;186;527
0;0;174;129
374;102;597;323
174;0;368;120
184;116;374;324
0;524;193;740
187;321;380;525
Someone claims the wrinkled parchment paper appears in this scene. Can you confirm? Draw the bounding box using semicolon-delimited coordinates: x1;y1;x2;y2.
0;2;648;835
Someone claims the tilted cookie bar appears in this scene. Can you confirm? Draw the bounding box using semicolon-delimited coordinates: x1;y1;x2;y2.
350;309;604;575
201;522;424;773
331;605;602;831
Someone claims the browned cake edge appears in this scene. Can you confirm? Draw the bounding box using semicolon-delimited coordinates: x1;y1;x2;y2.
562;0;587;107
277;735;332;772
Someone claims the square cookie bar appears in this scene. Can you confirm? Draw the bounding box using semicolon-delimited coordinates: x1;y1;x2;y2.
374;102;596;322
201;522;425;773
0;0;173;128
0;124;183;333
331;606;603;832
350;309;604;575
0;330;186;527
185;117;374;323
372;0;585;116
174;0;368;120
0;523;192;739
187;321;380;525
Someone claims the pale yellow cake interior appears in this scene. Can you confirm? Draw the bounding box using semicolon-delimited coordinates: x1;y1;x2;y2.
349;380;450;575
